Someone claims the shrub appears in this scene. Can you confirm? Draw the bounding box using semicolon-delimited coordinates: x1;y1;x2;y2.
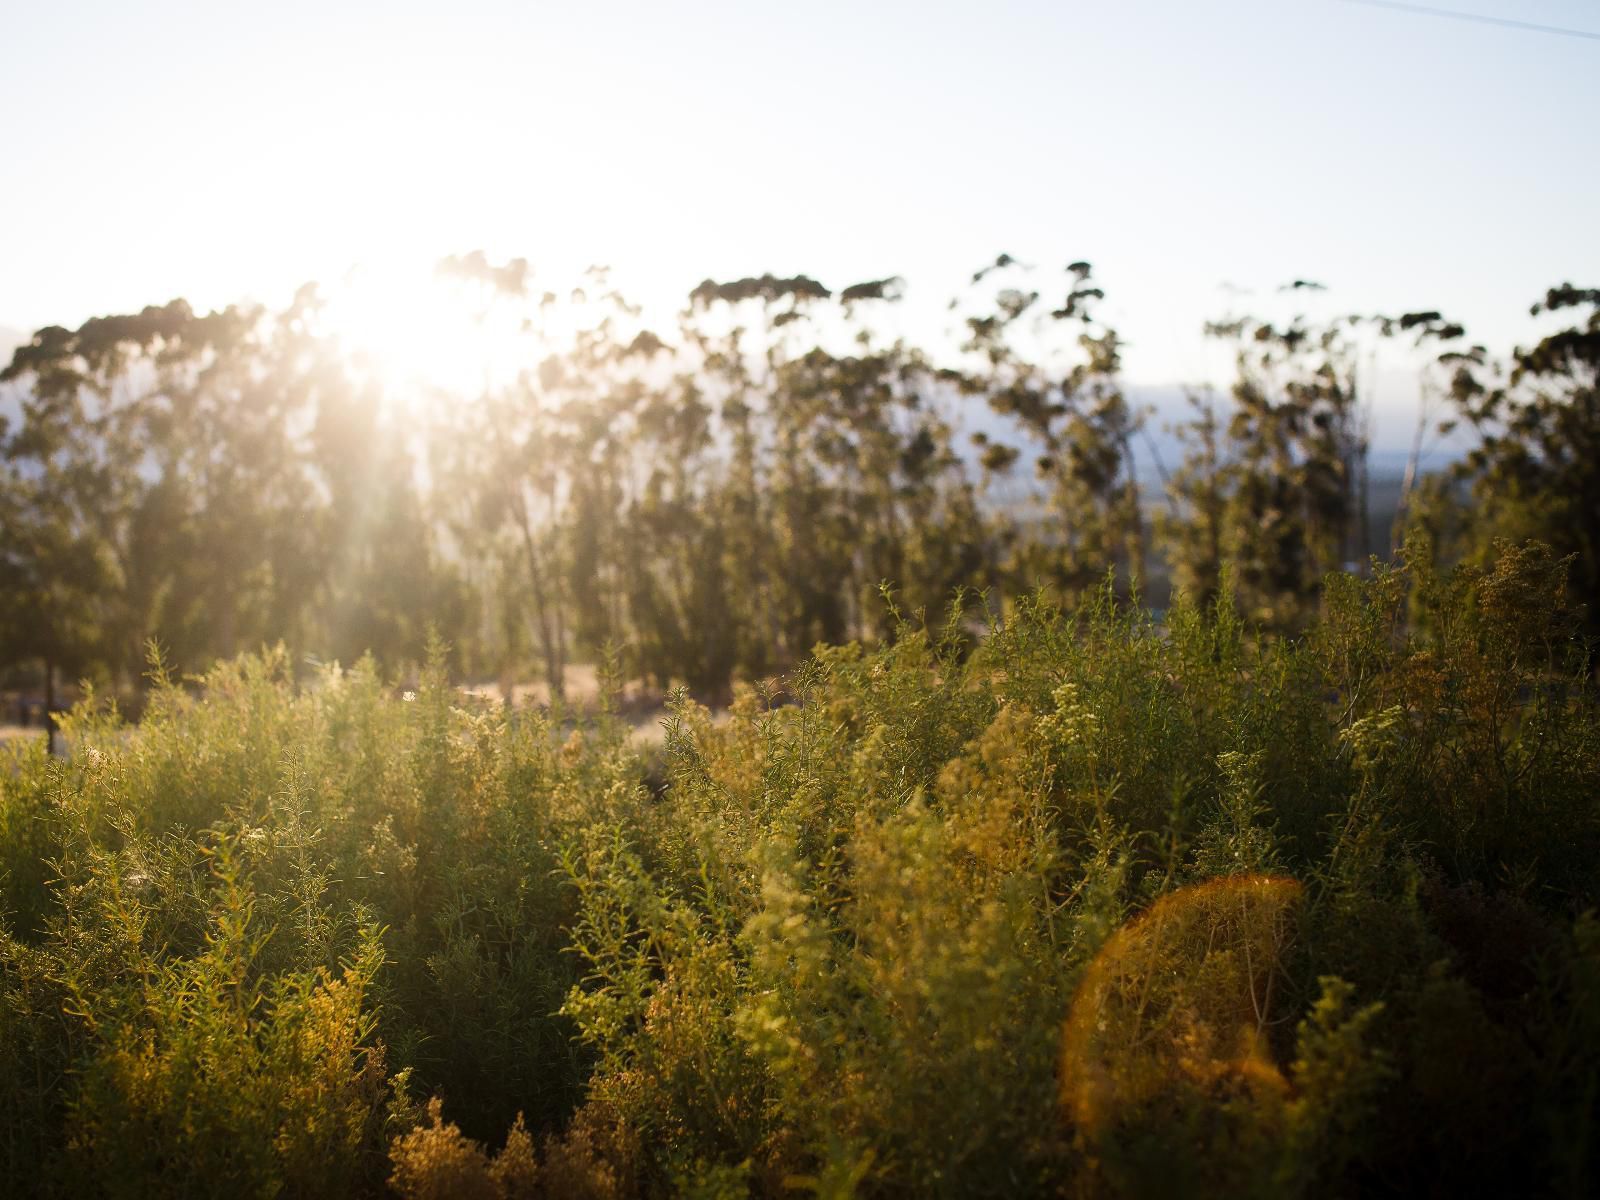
2;543;1596;1195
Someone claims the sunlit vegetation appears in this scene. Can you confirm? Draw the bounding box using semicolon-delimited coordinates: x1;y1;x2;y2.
0;544;1594;1196
2;260;1598;1194
4;260;1595;707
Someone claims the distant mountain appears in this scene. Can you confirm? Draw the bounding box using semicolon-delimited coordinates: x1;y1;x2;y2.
952;382;1459;494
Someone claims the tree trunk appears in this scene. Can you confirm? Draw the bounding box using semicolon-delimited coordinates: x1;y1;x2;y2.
43;656;57;757
511;487;564;703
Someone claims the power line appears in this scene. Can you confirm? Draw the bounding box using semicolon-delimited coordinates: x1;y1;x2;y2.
1337;0;1600;41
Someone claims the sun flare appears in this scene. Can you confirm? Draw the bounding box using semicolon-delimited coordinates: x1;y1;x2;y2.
311;262;532;405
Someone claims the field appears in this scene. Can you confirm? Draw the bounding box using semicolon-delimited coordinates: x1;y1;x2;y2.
4;2;1597;1193
1;545;1597;1198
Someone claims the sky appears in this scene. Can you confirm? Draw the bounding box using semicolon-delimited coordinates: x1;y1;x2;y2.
2;0;1597;419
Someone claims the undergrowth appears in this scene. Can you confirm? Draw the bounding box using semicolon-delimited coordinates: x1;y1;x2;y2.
2;543;1596;1196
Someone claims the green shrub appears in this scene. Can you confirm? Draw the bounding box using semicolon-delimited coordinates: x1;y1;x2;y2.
2;544;1596;1195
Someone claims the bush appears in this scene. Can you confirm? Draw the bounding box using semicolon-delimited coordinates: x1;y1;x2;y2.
1;544;1596;1196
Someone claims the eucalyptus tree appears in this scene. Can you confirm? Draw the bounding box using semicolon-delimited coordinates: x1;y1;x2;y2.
1156;387;1228;609
0;409;116;736
955;257;1144;604
446;344;571;700
1161;292;1483;625
1379;309;1474;549
685;271;991;655
0;300;326;683
1158;290;1380;627
621;371;740;697
680;314;779;679
686;274;846;661
1437;284;1600;643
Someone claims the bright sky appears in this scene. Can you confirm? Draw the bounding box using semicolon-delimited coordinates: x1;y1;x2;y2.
2;0;1597;403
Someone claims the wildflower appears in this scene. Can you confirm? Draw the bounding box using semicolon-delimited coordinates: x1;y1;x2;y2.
1040;682;1099;754
1340;705;1403;771
560;728;585;768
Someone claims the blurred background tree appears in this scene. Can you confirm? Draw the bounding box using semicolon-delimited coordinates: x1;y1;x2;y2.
3;261;1594;706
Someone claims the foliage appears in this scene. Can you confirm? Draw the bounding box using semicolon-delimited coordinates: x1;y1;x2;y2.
1430;284;1600;646
0;640;639;1195
5;263;1595;703
1;545;1598;1195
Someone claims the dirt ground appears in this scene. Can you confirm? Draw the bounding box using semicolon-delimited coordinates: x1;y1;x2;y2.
464;662;758;756
462;663;698;752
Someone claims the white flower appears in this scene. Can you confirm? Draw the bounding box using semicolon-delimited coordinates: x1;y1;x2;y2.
1043;682;1099;748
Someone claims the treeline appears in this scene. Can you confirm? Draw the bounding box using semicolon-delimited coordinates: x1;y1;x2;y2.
2;258;1596;699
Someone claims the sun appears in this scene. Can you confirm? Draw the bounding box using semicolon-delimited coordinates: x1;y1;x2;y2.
312;261;532;406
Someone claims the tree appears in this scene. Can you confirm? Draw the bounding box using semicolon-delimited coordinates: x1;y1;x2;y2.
1441;284;1600;643
957;257;1145;605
